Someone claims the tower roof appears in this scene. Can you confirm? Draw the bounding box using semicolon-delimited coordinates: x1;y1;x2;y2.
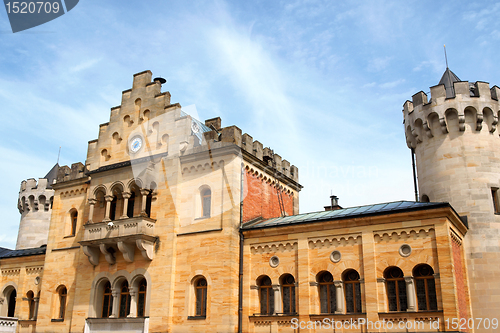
438;68;461;98
43;163;59;189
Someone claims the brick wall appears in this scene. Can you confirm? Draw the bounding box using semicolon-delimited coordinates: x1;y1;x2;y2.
242;169;294;222
452;239;468;326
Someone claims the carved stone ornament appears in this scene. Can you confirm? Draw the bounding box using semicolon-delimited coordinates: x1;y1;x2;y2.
269;255;280;268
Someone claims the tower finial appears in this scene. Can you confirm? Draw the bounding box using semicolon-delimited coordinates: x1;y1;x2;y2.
444;44;448;69
57;146;61;164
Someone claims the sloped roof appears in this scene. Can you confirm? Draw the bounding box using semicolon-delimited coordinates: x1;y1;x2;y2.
242;200;456;230
43;163;59;189
438;68;461;98
0;246;46;259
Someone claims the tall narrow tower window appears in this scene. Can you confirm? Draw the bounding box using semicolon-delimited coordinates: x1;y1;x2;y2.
492;188;500;214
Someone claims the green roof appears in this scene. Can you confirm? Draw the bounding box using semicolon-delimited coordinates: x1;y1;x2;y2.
242;200;455;230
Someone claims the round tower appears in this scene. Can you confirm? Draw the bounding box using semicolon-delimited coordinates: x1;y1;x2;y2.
403;68;500;331
16;164;58;249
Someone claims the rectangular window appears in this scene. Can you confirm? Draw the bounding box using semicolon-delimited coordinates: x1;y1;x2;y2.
492;188;500;214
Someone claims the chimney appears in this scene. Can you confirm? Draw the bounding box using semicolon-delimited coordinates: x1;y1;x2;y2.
324;195;342;211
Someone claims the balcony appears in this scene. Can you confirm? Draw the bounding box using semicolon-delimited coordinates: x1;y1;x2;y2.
80;216;157;265
84;317;149;333
0;317;17;333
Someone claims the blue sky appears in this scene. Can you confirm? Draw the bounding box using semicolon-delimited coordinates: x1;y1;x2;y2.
1;0;500;249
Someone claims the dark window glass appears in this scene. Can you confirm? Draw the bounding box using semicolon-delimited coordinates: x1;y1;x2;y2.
282;275;295;314
259;276;274;315
318;272;335;314
195;278;207;316
71;211;78;236
137;279;147;317
145;192;152;217
7;289;16;317
344;270;361;313
102;282;112;318
119;281;131;318
127;192;135;218
59;287;67;319
414;265;438;311
109;196;117;221
385;267;406;312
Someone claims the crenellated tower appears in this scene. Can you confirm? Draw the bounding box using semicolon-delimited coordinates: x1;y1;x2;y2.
16;164;58;249
403;68;500;331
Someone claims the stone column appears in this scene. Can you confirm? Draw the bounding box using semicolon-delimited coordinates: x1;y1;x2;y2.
33;296;40;320
102;195;114;222
110;289;120;318
140;189;149;216
272;285;281;314
88;198;97;223
128;287;138;317
121;192;131;219
334;281;344;314
404;276;417;312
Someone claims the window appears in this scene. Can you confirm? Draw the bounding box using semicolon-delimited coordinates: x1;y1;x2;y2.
27;290;35;319
492;188;500;214
343;270;362;313
258;276;274;315
195;278;207;316
119;281;131;318
70;210;78;236
414;265;438;311
127;191;135;218
202;188;211;218
318;271;336;314
281;274;296;314
109;196;117;221
145;191;153;218
385;267;407;312
137;279;147;317
58;286;67;320
7;289;16;317
101;282;113;318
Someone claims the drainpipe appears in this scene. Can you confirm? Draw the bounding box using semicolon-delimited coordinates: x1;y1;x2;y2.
238;163;244;333
411;148;419;202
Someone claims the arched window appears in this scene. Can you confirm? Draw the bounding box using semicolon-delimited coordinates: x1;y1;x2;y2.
318;271;335;314
281;274;296;314
421;194;430;202
109;195;117;221
58;286;67;320
195;278;207;316
119;281;131;318
414;265;438;311
101;282;113;318
258;276;274;315
385;267;407;312
343;270;362;313
127;191;136;218
145;191;153;218
7;289;16;317
137;279;147;317
70;210;78;236
27;290;35;319
202;188;211;218
94;190;106;222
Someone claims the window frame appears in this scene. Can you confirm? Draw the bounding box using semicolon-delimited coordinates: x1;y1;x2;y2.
101;281;113;318
281;274;296;314
201;188;211;218
258;276;274;315
119;281;131;318
385;267;407;312
343;270;362;313
137;279;147;317
413;265;438;311
317;271;336;314
58;286;67;320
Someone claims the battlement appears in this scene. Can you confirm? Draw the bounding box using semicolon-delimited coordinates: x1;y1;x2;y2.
56;162;86;183
203;117;299;183
18;178;55;215
403;79;500;149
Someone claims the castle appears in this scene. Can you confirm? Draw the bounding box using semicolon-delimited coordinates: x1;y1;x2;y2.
0;68;494;332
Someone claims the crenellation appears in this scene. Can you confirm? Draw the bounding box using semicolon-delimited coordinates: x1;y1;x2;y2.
241;133;253;153
412;91;428;107
253;140;263;159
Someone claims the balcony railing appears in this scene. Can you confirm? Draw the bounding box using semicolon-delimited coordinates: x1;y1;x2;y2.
80;216;157;265
0;317;18;333
84;317;149;333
